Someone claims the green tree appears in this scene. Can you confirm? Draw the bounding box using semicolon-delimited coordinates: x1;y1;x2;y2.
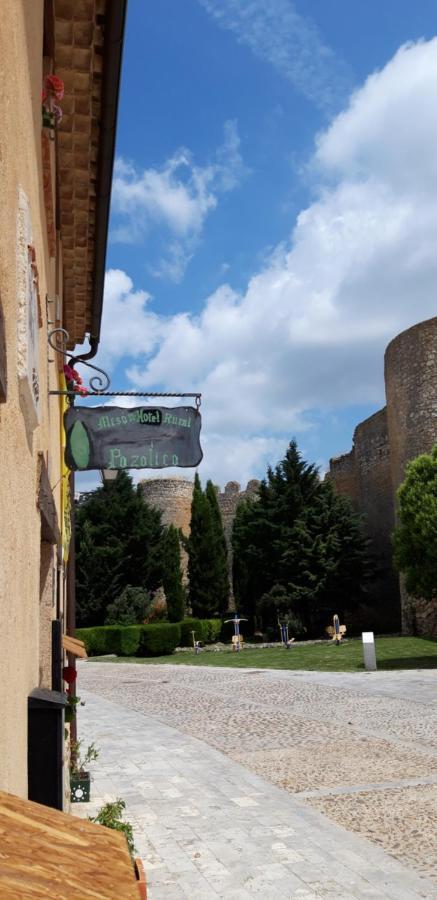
162;524;185;622
75;471;163;626
105;585;152;625
232;441;369;636
205;480;230;615
187;474;218;617
393;446;437;599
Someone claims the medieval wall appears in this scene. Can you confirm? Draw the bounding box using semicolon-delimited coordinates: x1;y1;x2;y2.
329;409;399;630
329;317;437;635
385;317;437;633
140;477;194;535
217;479;260;542
140;477;194;582
328;449;358;510
140;476;260;604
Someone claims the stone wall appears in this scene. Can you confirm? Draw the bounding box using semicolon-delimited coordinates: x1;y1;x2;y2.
140;477;194;535
217;480;260;609
139;477;194;582
329;410;399;630
217;479;260;542
328;317;437;635
139;476;260;604
327;450;358;510
385;317;437;633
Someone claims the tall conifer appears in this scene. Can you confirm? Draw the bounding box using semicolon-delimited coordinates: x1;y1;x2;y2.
232;441;369;635
163;524;185;622
187;474;218;617
205;480;230;615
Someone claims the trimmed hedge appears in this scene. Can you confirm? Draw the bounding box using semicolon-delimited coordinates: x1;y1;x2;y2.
77;619;224;657
139;623;181;656
76;623;181;658
180;618;207;646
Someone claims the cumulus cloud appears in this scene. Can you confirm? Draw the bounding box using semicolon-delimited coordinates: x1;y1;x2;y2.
83;40;437;488
111;120;245;281
197;0;353;111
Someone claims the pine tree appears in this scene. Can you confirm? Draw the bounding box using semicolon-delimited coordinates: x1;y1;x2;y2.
75;471;163;626
232;441;369;636
187;473;218;617
205;480;230;615
393;446;437;598
162;525;185;622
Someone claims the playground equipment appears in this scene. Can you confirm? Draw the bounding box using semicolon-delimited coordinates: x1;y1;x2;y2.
278;619;295;648
191;630;203;655
225;613;247;652
326;614;346;645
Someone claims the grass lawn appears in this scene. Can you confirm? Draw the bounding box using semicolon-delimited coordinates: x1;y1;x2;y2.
89;636;437;672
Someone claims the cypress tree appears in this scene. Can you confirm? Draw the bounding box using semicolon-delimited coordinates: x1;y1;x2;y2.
162;524;185;622
187;473;217;617
205;480;230;616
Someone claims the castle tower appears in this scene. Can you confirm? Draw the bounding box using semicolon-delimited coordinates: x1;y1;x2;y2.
385;317;437;633
139;477;194;582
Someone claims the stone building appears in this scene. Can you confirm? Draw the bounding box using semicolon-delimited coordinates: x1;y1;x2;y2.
329;317;437;636
0;0;126;807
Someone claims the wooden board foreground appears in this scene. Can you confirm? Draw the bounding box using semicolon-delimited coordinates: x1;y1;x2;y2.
63;634;88;658
0;790;139;898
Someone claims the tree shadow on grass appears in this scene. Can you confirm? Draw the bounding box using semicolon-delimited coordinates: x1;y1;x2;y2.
378;656;437;670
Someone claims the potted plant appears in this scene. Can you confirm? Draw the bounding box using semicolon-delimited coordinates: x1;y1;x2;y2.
89;798;147;898
70;740;99;803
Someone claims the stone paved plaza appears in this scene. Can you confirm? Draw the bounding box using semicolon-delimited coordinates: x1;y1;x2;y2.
74;663;437;898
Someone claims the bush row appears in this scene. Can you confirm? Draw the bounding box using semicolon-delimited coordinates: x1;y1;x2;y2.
76;623;181;657
76;618;224;657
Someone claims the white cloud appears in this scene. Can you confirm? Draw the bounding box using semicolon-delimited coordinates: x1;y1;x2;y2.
111;120;245;281
79;40;437;488
198;0;352;111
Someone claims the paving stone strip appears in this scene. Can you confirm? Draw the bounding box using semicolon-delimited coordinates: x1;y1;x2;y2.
74;664;437;898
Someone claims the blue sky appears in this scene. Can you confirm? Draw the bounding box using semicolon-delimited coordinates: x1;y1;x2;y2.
76;0;437;491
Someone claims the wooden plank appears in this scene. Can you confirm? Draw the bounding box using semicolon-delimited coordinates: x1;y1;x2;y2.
0;790;139;898
62;635;87;659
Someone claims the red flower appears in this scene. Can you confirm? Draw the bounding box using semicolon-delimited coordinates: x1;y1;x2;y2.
62;665;77;685
45;74;64;100
76;386;89;397
63;364;75;382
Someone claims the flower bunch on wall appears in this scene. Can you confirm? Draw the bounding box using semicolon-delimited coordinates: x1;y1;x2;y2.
63;364;89;398
42;74;64;130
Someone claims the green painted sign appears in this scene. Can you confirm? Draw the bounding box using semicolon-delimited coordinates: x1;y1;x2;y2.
64;405;203;471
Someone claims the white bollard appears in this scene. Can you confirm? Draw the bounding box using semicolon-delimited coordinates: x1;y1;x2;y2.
362;632;377;671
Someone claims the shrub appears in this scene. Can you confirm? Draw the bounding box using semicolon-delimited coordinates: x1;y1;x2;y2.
105;586;152;625
76;626;113;656
89;798;136;860
116;626;142;656
179;618;207;646
203;619;222;643
139;623;181;656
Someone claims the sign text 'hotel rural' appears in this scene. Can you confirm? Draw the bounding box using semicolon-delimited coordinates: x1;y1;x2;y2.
64;405;203;471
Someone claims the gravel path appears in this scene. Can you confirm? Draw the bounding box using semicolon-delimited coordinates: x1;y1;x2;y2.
76;662;437;895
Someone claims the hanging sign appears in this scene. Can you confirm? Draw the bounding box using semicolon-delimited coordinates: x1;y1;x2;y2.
64;405;203;471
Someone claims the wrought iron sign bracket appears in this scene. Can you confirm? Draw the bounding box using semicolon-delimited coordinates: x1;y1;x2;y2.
47;328;201;407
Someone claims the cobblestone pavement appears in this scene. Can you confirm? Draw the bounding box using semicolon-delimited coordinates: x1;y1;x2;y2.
75;663;437;898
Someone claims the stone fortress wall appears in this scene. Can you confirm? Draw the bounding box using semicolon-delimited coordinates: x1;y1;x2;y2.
328;317;437;636
139;476;260;601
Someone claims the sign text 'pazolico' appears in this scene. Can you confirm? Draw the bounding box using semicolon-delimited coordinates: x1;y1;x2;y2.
64;405;203;471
